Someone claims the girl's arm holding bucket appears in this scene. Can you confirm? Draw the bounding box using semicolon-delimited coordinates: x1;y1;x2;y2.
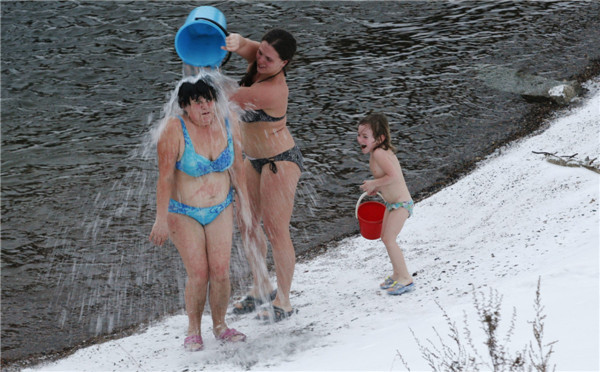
222;33;259;64
360;148;402;195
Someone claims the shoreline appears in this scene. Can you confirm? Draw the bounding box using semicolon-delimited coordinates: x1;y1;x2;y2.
297;57;600;261
3;60;599;371
18;75;599;372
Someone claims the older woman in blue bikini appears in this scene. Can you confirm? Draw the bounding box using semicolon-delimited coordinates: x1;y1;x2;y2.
149;76;250;351
222;29;303;321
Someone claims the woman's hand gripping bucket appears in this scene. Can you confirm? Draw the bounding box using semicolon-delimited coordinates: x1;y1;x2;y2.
175;6;231;69
355;192;386;240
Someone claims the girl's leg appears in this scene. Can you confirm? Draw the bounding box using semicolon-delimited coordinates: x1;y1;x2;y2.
204;205;235;335
259;161;301;311
236;159;273;299
380;208;412;285
168;213;209;336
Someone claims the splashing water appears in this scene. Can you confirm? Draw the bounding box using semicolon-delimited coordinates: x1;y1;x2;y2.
4;1;598;364
149;68;241;148
150;68;274;297
38;67;319;350
155;67;322;307
37;70;248;339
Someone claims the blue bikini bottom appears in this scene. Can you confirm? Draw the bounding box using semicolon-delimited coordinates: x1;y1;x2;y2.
168;188;234;226
384;200;414;218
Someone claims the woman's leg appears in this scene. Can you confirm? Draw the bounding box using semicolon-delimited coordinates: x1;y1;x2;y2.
168;213;208;336
380;208;412;285
204;205;235;335
259;161;301;311
237;159;273;299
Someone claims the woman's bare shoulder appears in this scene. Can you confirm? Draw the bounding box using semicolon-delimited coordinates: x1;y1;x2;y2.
372;147;394;158
158;117;183;141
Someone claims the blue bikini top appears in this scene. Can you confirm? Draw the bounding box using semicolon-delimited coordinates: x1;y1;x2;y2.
240;109;286;123
175;116;234;177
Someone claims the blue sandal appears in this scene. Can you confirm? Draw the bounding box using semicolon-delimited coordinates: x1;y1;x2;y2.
380;276;395;289
387;282;415;296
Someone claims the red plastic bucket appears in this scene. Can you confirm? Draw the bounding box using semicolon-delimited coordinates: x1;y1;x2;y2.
355;192;386;240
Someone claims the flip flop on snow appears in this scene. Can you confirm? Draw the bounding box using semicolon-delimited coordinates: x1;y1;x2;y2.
380;276;395;289
233;289;277;314
255;305;295;323
215;327;246;343
387;281;415;296
183;334;204;351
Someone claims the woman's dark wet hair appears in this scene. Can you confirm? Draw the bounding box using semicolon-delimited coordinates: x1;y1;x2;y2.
359;113;397;152
263;29;296;63
178;78;218;108
240;29;297;87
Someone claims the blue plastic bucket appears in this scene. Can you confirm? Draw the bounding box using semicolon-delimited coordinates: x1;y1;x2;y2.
175;6;229;68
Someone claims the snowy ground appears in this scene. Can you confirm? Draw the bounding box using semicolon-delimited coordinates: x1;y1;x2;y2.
25;79;599;371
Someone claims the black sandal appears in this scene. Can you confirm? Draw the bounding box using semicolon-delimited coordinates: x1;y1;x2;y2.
233;289;277;314
255;305;295;322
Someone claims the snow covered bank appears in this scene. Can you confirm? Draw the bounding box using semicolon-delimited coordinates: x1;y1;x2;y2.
26;79;599;371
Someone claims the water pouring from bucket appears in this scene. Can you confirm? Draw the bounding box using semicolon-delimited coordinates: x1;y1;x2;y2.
175;6;231;70
355;192;386;240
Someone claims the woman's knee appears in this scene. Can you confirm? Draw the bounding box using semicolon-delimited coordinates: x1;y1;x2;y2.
208;260;230;281
263;218;291;242
209;271;230;285
187;268;209;286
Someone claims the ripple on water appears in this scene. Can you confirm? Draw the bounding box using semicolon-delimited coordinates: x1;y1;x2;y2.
1;0;599;364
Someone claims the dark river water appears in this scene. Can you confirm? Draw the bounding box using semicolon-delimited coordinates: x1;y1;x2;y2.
1;0;599;366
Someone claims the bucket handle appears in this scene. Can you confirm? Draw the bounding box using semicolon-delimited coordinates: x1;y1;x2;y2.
194;17;232;67
355;192;384;219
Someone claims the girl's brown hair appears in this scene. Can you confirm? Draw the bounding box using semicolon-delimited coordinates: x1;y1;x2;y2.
359;113;396;152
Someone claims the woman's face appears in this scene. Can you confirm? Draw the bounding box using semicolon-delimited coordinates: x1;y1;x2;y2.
357;124;379;154
256;41;287;75
187;97;215;125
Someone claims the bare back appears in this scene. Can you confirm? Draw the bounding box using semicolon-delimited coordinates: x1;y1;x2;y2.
369;148;412;203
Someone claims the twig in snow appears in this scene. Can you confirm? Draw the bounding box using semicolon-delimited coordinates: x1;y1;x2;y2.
532;151;600;174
